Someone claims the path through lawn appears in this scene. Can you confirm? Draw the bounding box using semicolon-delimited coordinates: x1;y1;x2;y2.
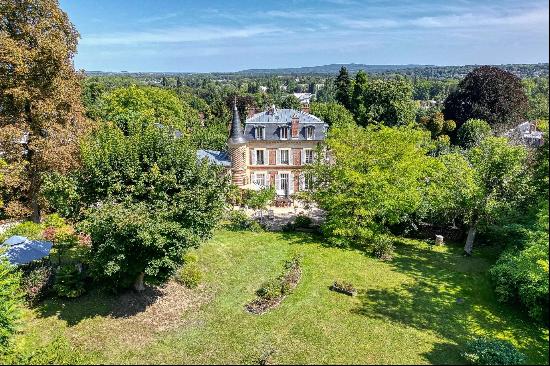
9;230;549;364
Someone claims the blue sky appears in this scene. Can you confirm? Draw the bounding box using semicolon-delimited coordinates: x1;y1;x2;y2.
59;0;549;72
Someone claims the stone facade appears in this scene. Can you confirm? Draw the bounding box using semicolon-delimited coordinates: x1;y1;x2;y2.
228;103;327;196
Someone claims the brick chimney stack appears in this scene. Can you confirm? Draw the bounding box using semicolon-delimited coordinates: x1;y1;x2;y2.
301;104;310;114
291;114;300;138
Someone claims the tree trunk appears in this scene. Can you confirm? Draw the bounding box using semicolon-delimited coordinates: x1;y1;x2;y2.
464;225;477;256
134;272;145;291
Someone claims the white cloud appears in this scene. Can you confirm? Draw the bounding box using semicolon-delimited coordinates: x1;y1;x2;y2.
81;25;285;46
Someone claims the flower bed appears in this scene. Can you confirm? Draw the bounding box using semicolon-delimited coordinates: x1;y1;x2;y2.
246;256;302;315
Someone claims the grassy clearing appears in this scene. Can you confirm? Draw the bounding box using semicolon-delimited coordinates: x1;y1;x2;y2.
6;230;549;364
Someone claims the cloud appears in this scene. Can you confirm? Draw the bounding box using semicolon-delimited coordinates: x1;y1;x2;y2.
81;25;284;46
341;7;549;30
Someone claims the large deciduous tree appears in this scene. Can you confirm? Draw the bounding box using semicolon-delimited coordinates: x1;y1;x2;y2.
311;124;438;250
462;137;530;255
0;0;85;221
443;66;528;133
310;102;356;128
351;72;416;127
80;124;228;290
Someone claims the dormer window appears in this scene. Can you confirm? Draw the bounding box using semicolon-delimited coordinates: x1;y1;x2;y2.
280;126;289;140
305;126;315;140
255;126;265;140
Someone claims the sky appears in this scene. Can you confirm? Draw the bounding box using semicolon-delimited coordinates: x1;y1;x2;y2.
59;0;550;72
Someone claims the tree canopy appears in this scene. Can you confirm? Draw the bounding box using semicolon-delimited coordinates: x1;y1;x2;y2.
0;0;86;221
444;66;528;132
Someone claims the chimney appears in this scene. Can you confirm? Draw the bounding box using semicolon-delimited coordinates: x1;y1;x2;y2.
291;114;300;138
301;104;310;114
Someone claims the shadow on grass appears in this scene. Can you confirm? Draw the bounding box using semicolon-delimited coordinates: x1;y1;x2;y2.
35;285;164;326
352;240;549;364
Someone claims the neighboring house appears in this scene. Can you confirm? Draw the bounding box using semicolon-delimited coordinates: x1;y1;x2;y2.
293;92;313;105
504;121;544;147
227;102;327;197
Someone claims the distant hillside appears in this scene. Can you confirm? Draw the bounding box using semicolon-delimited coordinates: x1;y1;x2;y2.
236;63;429;75
235;63;549;78
84;63;549;80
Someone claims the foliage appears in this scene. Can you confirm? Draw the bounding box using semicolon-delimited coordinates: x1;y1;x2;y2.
335;66;352;109
243;187;276;210
0;259;22;354
312;124;438;250
351;74;416;126
175;262;202;289
418;110;456;139
456;119;492;148
372;235;395;260
99;85;200;135
0;221;43;242
225;210;263;232
523;77;549;121
19;261;54;305
294;215;312;228
462;137;530;254
444;66;528;133
84;201;203;290
310;102;356;128
0;0;87;221
462;338;525;365
281;95;302;110
256;256;301;300
40;172;81;220
53;264;85;298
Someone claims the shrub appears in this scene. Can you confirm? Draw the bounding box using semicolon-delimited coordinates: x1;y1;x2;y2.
175;263;201;289
182;252;199;264
462;338;525;365
42;213;67;229
53;264;85;298
372;235;394;260
1;221;43;242
0;259;23;354
243;187;276;210
226;210;263;232
256;278;283;300
20;262;54;305
294;215;312;228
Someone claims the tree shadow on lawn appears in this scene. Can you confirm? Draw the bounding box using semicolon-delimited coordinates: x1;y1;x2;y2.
35;285;164;326
351;240;549;364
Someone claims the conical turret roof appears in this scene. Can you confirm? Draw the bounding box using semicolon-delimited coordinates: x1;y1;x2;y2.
228;97;247;145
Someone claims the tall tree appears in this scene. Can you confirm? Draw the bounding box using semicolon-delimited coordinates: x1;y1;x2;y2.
335;66;352;109
0;0;85;222
443;66;528;133
462;137;530;255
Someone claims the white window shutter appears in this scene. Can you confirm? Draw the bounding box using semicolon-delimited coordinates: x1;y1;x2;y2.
275;175;281;190
299;173;304;190
251;173;256;185
289;173;294;194
251;149;256;165
289;149;293;165
301;149;306;166
276;149;280;165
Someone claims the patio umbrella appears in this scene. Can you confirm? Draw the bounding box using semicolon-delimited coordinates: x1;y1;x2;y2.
2;236;53;266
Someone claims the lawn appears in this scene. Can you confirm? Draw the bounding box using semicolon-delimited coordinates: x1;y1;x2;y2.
6;230;549;364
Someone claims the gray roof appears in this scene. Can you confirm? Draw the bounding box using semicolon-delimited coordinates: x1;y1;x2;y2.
245;108;327;141
2;236;52;266
228;101;247;145
196;149;231;167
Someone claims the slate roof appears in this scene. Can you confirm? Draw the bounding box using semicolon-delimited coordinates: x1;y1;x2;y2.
244;108;327;141
197;149;231;167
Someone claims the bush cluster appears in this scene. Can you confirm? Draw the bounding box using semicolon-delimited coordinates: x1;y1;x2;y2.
462;338;525;365
225;210;263;232
175;253;202;289
53;264;86;298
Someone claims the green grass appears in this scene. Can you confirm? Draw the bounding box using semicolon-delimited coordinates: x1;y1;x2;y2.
6;230;549;364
